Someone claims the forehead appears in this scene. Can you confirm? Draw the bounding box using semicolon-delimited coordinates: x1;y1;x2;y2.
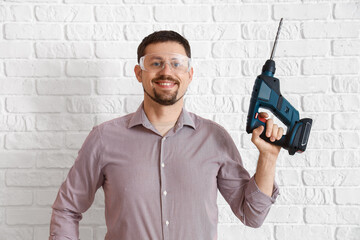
144;41;187;56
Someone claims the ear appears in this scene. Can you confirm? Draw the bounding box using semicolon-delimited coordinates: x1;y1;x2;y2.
134;65;142;83
188;67;194;84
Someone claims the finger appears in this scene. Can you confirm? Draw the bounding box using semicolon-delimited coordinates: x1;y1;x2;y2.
277;127;284;140
266;118;273;137
259;112;269;119
251;125;264;144
271;124;278;142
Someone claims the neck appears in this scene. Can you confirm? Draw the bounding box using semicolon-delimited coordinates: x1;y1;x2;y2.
143;95;183;124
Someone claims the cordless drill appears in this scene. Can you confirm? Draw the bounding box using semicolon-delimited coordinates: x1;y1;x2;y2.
246;18;312;155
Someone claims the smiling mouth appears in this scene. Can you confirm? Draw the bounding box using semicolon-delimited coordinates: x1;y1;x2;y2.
154;81;178;89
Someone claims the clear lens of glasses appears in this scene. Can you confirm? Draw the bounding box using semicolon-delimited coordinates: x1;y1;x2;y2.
140;53;191;74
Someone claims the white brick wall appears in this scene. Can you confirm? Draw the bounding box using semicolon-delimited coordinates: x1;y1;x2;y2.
0;1;359;240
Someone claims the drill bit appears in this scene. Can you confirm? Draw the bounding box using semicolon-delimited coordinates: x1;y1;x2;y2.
270;18;283;60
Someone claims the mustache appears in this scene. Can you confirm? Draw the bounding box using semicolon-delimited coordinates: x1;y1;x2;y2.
152;75;180;84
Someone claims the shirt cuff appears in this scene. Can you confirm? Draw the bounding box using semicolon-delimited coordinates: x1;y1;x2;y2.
244;175;280;213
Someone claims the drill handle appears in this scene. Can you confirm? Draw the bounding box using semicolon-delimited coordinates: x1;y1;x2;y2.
252;113;287;147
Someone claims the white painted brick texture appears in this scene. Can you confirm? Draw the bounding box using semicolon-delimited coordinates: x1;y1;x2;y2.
0;1;359;240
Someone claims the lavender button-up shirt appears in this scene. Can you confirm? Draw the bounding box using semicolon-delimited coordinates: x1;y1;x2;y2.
49;102;279;240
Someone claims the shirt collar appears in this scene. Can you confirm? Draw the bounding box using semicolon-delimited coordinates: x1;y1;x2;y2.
128;101;196;130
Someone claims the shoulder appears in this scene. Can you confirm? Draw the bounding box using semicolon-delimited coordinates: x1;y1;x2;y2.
189;112;232;141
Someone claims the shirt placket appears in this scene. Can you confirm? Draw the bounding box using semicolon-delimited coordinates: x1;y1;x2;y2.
160;136;169;240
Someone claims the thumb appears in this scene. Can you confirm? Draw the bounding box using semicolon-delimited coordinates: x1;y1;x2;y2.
251;125;264;144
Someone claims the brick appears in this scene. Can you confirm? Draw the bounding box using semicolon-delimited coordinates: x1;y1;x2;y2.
276;169;300;186
336;227;360;240
65;132;88;149
214;5;269;22
302;22;360;39
282;76;330;94
5;60;62;77
5;132;63;150
276;40;329;57
194;60;241;77
277;187;331;205
0;78;34;94
333;40;360;56
305;207;360;224
184;95;241;113
333;150;360;167
4;23;62;40
82;208;106;225
35;190;58;206
278;150;331;168
0;5;32;21
124;0;179;3
190;42;211;59
334;3;360;19
124;60;139;77
335;188;360;205
183;24;240;40
65;0;121;3
66;97;124;113
95;6;151;22
6;208;52;225
303;95;360;112
6;96;65;113
124;24;153;41
266;206;301;223
333;76;360;93
36;114;94;131
0;189;32;206
66;60;122;77
333;113;360;130
185;77;211;96
274;3;330;20
6;170;63;186
124;96;143;113
0;42;32;59
152;24;182;34
36;151;76;169
96;78;143;95
243;59;299;77
35;5;92;22
303;169;360;186
303;58;359;75
218;224;271;239
307;132;359;149
212;78;249;95
36;42;92;59
95;42;138;59
0;114;35;131
66;24;124;41
37;78;92;95
155;6;211;22
242;22;299;40
0;227;33;240
304;113;331;131
275;225;332;240
0;152;35;168
212;41;268;59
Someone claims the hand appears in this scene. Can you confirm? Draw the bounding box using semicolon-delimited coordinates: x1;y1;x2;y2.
251;112;284;158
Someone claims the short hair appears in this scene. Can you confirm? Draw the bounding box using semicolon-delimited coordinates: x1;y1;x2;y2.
137;30;191;63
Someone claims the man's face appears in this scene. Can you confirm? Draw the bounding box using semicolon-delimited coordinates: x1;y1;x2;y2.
134;41;193;106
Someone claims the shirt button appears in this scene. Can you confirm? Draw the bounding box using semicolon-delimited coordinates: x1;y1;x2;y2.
166;220;169;226
161;162;165;168
163;191;167;196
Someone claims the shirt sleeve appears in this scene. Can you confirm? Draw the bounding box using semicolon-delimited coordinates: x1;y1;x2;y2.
216;128;280;228
49;126;105;240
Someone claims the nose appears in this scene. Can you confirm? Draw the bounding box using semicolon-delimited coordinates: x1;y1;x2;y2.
159;62;173;75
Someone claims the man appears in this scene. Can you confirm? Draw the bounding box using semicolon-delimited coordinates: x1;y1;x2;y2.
49;30;283;240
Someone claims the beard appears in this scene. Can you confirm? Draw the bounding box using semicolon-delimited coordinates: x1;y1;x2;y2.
143;75;185;106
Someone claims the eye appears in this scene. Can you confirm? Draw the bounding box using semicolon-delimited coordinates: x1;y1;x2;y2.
151;61;162;67
172;61;181;68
